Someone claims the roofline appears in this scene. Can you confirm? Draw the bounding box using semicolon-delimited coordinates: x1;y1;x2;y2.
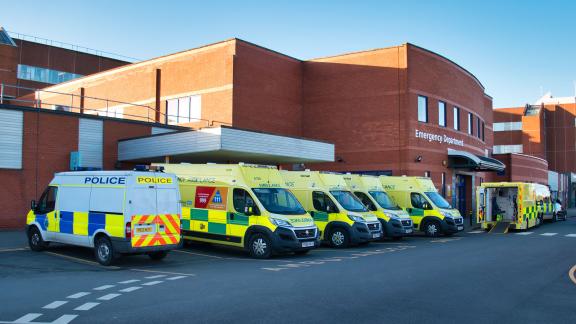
234;38;301;62
308;44;405;62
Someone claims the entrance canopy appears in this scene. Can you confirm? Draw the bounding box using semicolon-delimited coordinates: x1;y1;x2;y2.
447;148;505;172
118;126;334;164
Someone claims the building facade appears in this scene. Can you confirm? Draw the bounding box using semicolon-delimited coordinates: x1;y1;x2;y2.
35;39;501;217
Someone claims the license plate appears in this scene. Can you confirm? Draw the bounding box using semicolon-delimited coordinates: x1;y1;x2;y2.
405;229;413;234
301;241;315;248
457;226;464;231
372;233;381;239
134;224;155;235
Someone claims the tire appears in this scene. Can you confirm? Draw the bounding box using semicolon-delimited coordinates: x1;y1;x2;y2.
328;227;350;248
423;220;441;237
28;226;48;252
248;233;273;259
294;250;310;255
148;251;169;260
94;236;115;266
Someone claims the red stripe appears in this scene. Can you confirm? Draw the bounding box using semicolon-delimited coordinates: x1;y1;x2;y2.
164;214;180;234
133;235;148;247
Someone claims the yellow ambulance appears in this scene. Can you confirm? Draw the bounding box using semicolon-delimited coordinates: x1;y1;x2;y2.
343;174;413;239
380;176;464;237
476;182;544;232
155;163;319;258
26;170;181;266
534;183;555;222
281;170;382;248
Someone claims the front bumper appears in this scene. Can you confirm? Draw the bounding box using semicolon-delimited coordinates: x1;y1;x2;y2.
351;222;382;243
442;217;465;234
272;226;320;252
381;219;413;238
110;237;181;254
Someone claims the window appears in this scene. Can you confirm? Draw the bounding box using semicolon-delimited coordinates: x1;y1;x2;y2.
58;186;90;212
90;187;124;214
252;188;305;215
0;28;16;46
369;191;400;210
410;192;431;210
424;192;452;209
166;95;202;125
353;192;377;211
233;188;258;215
330;190;367;212
438;101;446;127
36;186;58;214
312;191;338;213
441;172;446;197
17;64;83;84
493;122;522;132
467;113;473;135
453;107;460;130
424;171;431;178
477;118;481;138
418;95;428;123
493;145;523;154
481;122;485;141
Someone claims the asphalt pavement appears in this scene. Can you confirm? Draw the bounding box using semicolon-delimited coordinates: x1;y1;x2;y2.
1;218;575;324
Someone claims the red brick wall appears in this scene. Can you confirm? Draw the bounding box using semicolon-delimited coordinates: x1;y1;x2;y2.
103;120;152;170
544;103;576;173
493;153;548;184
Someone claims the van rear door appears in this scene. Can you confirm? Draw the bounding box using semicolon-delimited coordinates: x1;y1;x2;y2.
155;185;181;246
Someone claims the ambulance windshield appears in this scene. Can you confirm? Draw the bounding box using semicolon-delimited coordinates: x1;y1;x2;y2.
369;191;400;210
252;188;306;215
330;190;368;212
425;192;452;209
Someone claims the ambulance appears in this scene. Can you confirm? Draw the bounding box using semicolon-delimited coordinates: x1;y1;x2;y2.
154;163;320;259
281;170;382;248
380;176;464;237
534;184;555;222
343;174;413;239
476;182;545;232
25;170;181;266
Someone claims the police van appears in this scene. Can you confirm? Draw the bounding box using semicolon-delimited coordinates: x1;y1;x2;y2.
154;163;320;259
26;170;181;265
343;174;413;239
380;176;464;237
281;170;382;248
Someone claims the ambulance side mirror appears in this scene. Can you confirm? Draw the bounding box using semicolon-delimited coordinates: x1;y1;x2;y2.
30;200;36;211
244;206;254;216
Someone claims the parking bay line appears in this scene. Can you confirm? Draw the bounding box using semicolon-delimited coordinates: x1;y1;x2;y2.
44;251;120;269
144;275;166;279
174;249;291;263
97;293;121;301
141;281;163;286
42;301;68;309
67;292;90;299
74;302;100;311
566;234;576;238
119;286;142;293
0;247;28;253
93;285;115;291
130;268;196;277
540;233;558;236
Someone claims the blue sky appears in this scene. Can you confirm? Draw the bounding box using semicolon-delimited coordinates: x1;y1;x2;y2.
1;0;575;107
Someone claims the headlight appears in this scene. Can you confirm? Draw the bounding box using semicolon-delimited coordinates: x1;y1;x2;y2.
441;212;453;218
389;214;400;220
270;218;292;227
347;214;365;222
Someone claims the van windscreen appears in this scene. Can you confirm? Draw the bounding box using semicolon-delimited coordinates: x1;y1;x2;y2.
330;190;368;212
425;192;452;209
369;191;400;210
252;188;306;215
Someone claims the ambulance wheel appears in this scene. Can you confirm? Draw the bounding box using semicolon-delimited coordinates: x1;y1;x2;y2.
328;227;350;248
248;233;272;259
28;226;48;251
423;220;441;237
148;251;169;261
94;236;115;266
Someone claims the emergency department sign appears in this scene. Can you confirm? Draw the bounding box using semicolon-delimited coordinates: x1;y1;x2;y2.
195;186;228;210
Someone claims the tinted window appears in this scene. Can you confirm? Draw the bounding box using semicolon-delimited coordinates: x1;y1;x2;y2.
312;191;338;213
425;192;452;209
330;190;368;212
438;101;446;127
233;189;258;215
36;186;58;214
418;95;428;123
354;192;377;211
453;107;460;130
369;191;400;210
252;188;305;215
410;192;431;210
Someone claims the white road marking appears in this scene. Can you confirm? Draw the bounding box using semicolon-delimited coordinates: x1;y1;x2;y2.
42;301;68;309
515;232;533;235
13;313;42;322
97;293;121;301
93;285;115;291
118;279;140;284
566;234;576;237
173;249;224;259
74;302;100;311
52;315;78;324
142;281;163;286
540;233;558;236
467;230;484;234
166;276;187;281
130;268;196;276
0;247;28;253
144;275;166;279
569;265;576;285
119;286;142;293
66;292;90;299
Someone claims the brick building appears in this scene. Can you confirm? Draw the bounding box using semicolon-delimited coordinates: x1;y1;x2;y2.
35;39;503;217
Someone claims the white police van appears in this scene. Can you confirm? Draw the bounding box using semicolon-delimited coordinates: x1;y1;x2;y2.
26;169;181;265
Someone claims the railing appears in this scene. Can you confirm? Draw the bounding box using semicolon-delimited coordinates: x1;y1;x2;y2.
0;83;231;128
7;30;140;63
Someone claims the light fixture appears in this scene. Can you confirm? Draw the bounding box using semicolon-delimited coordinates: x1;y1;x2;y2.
415;155;423;163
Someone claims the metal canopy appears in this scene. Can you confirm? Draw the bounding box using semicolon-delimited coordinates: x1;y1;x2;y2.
118;126;335;164
447;148;505;172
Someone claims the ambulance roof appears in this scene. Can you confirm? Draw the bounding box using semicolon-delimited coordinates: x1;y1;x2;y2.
281;170;348;191
154;163;285;188
379;176;438;192
343;174;384;192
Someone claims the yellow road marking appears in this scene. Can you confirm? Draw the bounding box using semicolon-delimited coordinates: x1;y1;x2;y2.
130;268;196;277
174;249;291;263
44;251;120;269
174;249;224;259
0;247;28;253
569;265;576;285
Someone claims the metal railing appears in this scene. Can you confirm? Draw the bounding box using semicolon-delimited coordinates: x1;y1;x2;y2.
0;83;231;128
7;30;140;63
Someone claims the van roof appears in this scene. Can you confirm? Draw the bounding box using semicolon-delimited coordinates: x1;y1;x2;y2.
343;174;384;192
154;163;284;188
379;176;438;192
280;170;348;191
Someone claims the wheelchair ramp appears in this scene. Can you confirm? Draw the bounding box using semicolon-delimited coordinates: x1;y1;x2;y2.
489;222;510;234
